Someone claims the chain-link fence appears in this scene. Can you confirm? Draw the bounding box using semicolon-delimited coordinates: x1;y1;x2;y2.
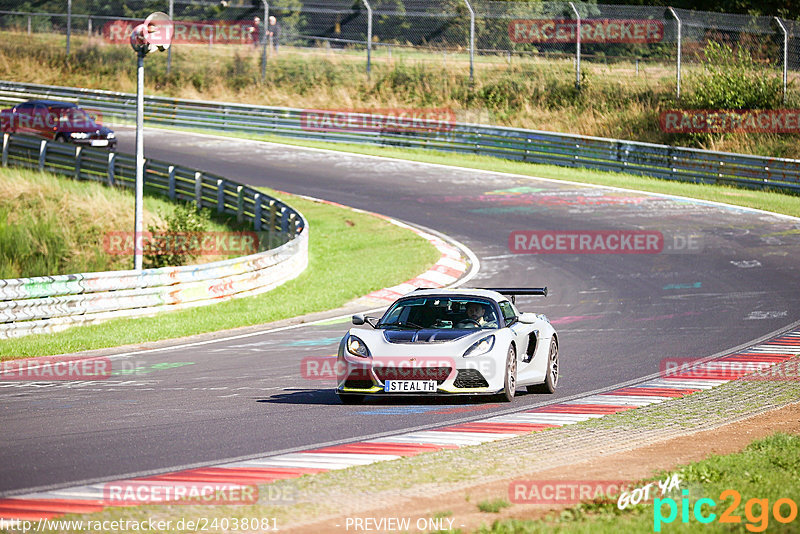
0;0;797;101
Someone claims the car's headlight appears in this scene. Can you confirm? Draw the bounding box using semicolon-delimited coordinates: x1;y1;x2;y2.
346;335;370;358
463;335;495;357
107;132;116;139
70;132;89;139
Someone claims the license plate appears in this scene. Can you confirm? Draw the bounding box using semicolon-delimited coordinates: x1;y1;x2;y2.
90;139;109;147
384;380;437;393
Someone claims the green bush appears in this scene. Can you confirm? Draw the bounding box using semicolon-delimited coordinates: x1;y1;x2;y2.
145;203;210;269
685;41;783;110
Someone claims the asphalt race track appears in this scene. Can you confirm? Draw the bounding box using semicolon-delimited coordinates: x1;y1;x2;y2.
2;128;799;495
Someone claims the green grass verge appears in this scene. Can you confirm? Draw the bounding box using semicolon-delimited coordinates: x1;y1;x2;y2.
472;432;800;533
0;186;440;359
169;126;800;219
0;166;237;278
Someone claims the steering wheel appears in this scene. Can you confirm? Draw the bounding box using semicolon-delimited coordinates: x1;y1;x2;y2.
459;318;481;327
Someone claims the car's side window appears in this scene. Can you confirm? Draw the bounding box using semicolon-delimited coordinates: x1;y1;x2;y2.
499;301;517;326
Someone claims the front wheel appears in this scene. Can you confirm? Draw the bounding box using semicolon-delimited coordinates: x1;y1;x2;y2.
527;339;558;394
495;344;517;402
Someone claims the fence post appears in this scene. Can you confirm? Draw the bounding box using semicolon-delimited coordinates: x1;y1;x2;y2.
463;0;475;82
27;16;31;35
38;140;47;171
1;133;8;167
88;17;92;38
194;171;203;209
361;0;372;78
107;152;116;186
775;17;788;105
569;2;581;89
261;1;269;83
216;179;225;213
666;7;681;100
66;0;72;57
166;0;174;75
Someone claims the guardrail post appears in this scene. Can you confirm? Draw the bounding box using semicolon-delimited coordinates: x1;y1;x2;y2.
268;200;277;246
569;2;581;90
216;179;225;213
254;193;263;231
194;171;203;209
2;133;8;167
666;7;681;100
280;207;289;241
107;152;116;186
463;0;475;83
236;186;244;223
168;166;176;199
38;140;47;171
775;17;788;104
74;146;82;180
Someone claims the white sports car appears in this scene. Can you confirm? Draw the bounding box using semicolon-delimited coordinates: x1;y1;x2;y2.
336;287;559;404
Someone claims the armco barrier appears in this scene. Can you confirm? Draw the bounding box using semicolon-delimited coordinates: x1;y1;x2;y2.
1;80;800;192
0;134;307;339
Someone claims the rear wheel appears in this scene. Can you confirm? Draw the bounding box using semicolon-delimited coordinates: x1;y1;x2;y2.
527;339;558;394
337;393;365;405
495;344;517;402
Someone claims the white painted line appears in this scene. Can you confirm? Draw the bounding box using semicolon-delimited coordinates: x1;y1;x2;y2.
486;413;602;424
368;431;517;445
570;395;669;406
645;379;727;389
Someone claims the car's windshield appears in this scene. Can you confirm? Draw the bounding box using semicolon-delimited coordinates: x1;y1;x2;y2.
379;297;498;330
54;107;96;128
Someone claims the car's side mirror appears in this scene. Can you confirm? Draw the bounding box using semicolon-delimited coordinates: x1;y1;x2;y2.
519;312;537;324
352;314;378;328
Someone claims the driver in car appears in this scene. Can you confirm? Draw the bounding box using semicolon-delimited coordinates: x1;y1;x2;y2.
457;302;497;328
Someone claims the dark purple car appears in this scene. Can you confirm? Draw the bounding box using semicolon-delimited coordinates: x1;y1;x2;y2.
1;99;116;150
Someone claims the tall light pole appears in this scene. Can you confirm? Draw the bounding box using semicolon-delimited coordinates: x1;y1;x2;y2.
130;12;173;270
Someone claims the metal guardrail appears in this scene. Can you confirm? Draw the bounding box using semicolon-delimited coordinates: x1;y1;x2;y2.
0;133;307;339
1;80;798;193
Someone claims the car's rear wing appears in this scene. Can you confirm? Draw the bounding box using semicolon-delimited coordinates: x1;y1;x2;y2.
481;287;548;303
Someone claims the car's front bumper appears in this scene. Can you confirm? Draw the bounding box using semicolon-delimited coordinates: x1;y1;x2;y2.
336;351;504;396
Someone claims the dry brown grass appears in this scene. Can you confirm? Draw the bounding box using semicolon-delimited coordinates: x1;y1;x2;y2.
1;30;797;157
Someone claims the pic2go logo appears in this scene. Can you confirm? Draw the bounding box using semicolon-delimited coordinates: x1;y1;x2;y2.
654;489;798;532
